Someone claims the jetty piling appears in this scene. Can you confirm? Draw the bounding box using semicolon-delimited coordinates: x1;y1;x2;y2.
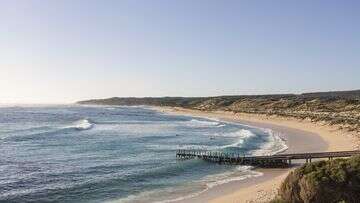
176;149;360;168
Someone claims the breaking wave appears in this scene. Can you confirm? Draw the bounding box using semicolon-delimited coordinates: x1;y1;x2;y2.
183;118;223;128
220;129;256;148
63;119;94;131
251;128;288;156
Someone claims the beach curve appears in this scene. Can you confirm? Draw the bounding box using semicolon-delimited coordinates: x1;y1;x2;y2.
154;107;357;203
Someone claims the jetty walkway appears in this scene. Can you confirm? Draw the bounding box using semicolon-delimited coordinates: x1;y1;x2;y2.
176;149;360;168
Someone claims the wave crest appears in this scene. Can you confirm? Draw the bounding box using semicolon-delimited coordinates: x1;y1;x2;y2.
64;119;94;131
251;129;288;156
184;119;222;128
219;129;256;149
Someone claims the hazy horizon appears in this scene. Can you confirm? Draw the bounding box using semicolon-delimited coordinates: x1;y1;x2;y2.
1;0;360;103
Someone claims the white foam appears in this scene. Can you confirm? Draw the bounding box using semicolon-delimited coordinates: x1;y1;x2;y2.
219;129;256;148
178;144;218;150
251;128;288;156
63;119;94;130
216;124;226;128
158;166;263;203
222;129;256;139
209;122;288;156
220;139;244;149
105;183;208;203
185;119;221;127
204;167;263;188
147;144;219;151
148;129;260;151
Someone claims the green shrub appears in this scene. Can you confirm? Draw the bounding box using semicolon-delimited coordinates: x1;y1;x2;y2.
276;156;360;203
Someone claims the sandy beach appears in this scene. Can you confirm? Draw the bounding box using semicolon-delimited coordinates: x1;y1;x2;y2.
154;107;358;203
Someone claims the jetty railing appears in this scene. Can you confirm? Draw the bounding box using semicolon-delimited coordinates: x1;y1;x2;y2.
176;149;360;168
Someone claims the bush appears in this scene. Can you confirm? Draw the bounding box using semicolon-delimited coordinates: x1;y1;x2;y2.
276;156;360;203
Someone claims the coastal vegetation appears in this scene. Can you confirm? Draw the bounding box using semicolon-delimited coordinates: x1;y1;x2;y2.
270;155;360;203
78;90;360;133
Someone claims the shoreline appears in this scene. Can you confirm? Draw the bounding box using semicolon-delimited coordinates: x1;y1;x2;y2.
154;106;357;203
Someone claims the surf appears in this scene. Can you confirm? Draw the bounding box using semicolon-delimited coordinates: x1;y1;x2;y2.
63;119;94;131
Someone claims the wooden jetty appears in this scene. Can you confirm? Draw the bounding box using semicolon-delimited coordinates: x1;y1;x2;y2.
176;149;360;168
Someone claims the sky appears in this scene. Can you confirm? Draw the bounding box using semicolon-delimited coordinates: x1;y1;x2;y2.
0;0;359;103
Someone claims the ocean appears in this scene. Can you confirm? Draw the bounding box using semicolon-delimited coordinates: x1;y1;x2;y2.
0;105;287;203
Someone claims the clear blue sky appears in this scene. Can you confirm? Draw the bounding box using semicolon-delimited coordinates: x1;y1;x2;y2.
1;0;359;103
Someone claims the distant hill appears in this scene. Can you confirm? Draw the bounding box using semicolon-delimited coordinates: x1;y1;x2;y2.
301;89;360;100
78;90;360;107
78;90;360;132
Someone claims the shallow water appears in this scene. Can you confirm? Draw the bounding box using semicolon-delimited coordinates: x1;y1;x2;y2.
0;105;286;203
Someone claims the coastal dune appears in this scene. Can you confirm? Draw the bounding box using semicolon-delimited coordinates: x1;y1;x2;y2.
155;107;357;203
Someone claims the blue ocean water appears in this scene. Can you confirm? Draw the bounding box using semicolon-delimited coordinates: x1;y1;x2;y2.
0;105;286;203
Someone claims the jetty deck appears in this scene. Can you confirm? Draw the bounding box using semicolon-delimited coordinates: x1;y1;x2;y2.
176;149;360;168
